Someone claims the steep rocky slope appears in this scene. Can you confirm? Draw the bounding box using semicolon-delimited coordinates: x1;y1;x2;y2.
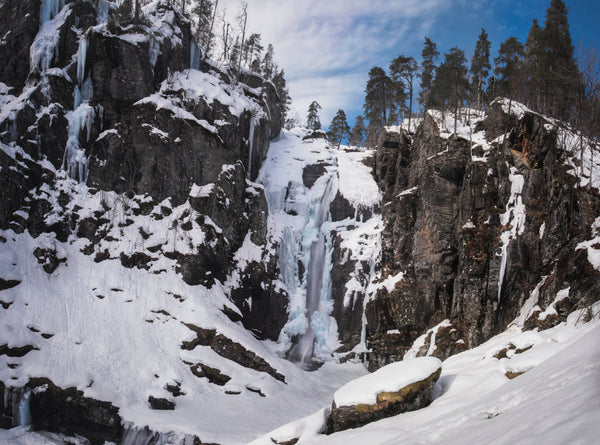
363;101;600;370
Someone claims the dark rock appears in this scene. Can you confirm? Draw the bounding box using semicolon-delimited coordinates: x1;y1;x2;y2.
148;396;175;410
182;324;285;382
302;163;327;188
0;344;38;357
302;130;327;141
120;252;153;270
0;0;39;92
24;378;122;444
190;363;231;386
0;279;20;290
33;247;66;274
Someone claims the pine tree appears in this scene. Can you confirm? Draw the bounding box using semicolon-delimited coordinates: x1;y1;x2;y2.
306;101;322;130
229;36;241;71
433;47;469;135
272;69;291;120
470;28;491;110
419;37;439;111
349;115;366;148
494;37;525;103
262;44;275;79
364;66;398;146
327;109;351;148
243;33;262;69
540;0;577;119
192;0;215;52
390;55;418;132
524;19;544;110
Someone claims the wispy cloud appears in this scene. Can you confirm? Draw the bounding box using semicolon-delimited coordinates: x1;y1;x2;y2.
218;0;449;124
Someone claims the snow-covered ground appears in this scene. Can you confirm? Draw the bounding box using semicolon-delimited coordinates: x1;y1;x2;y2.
252;303;600;445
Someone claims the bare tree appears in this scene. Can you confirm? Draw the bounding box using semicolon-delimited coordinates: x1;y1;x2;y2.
236;1;248;76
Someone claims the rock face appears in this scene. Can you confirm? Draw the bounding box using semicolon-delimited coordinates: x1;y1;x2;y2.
327;357;442;432
0;0;40;93
0;0;285;440
0;378;122;444
366;102;600;370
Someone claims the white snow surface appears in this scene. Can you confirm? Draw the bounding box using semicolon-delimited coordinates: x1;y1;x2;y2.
333;357;441;407
253;305;600;445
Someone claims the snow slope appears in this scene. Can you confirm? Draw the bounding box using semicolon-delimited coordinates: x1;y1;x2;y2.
252;304;600;445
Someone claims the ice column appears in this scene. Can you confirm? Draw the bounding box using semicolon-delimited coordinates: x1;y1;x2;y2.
63;34;94;182
40;0;66;24
247;116;255;179
287;178;335;365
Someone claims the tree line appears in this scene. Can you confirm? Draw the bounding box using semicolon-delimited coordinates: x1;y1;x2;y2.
312;0;600;150
109;0;292;122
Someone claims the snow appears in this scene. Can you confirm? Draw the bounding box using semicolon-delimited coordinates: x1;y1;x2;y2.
333;357;442;407
0;221;368;444
189;183;214;198
253;304;600;445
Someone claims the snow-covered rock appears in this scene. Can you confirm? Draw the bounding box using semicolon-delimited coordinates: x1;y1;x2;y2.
328;357;441;432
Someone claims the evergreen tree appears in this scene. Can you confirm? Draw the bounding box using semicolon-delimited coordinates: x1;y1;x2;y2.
243;33;262;69
306;101;322;130
116;0;133;23
432;47;469;135
349;115;366;148
524;19;544;110
272;69;291;120
364;66;398;145
390;55;418;132
262;44;275;79
229;36;241;71
540;0;577;119
192;0;215;52
327;109;351;148
419;37;439;111
494;37;525;103
470;28;491;110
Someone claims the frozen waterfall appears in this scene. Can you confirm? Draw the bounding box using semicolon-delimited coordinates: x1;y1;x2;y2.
284;177;336;367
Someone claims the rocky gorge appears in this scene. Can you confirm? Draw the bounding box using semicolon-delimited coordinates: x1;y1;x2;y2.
0;1;599;444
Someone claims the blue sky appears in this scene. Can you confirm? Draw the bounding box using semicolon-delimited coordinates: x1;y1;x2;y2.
221;0;600;128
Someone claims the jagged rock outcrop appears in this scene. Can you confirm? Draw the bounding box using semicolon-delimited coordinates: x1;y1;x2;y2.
366;102;600;369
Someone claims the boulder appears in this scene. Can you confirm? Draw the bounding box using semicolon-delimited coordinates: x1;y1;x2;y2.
327;357;441;433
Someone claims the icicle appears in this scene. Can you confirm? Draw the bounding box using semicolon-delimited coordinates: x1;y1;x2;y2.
39;0;66;24
76;34;89;87
18;389;31;427
247;116;255;179
189;38;202;71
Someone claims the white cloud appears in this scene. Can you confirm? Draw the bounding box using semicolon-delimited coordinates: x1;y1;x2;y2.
216;0;450;124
